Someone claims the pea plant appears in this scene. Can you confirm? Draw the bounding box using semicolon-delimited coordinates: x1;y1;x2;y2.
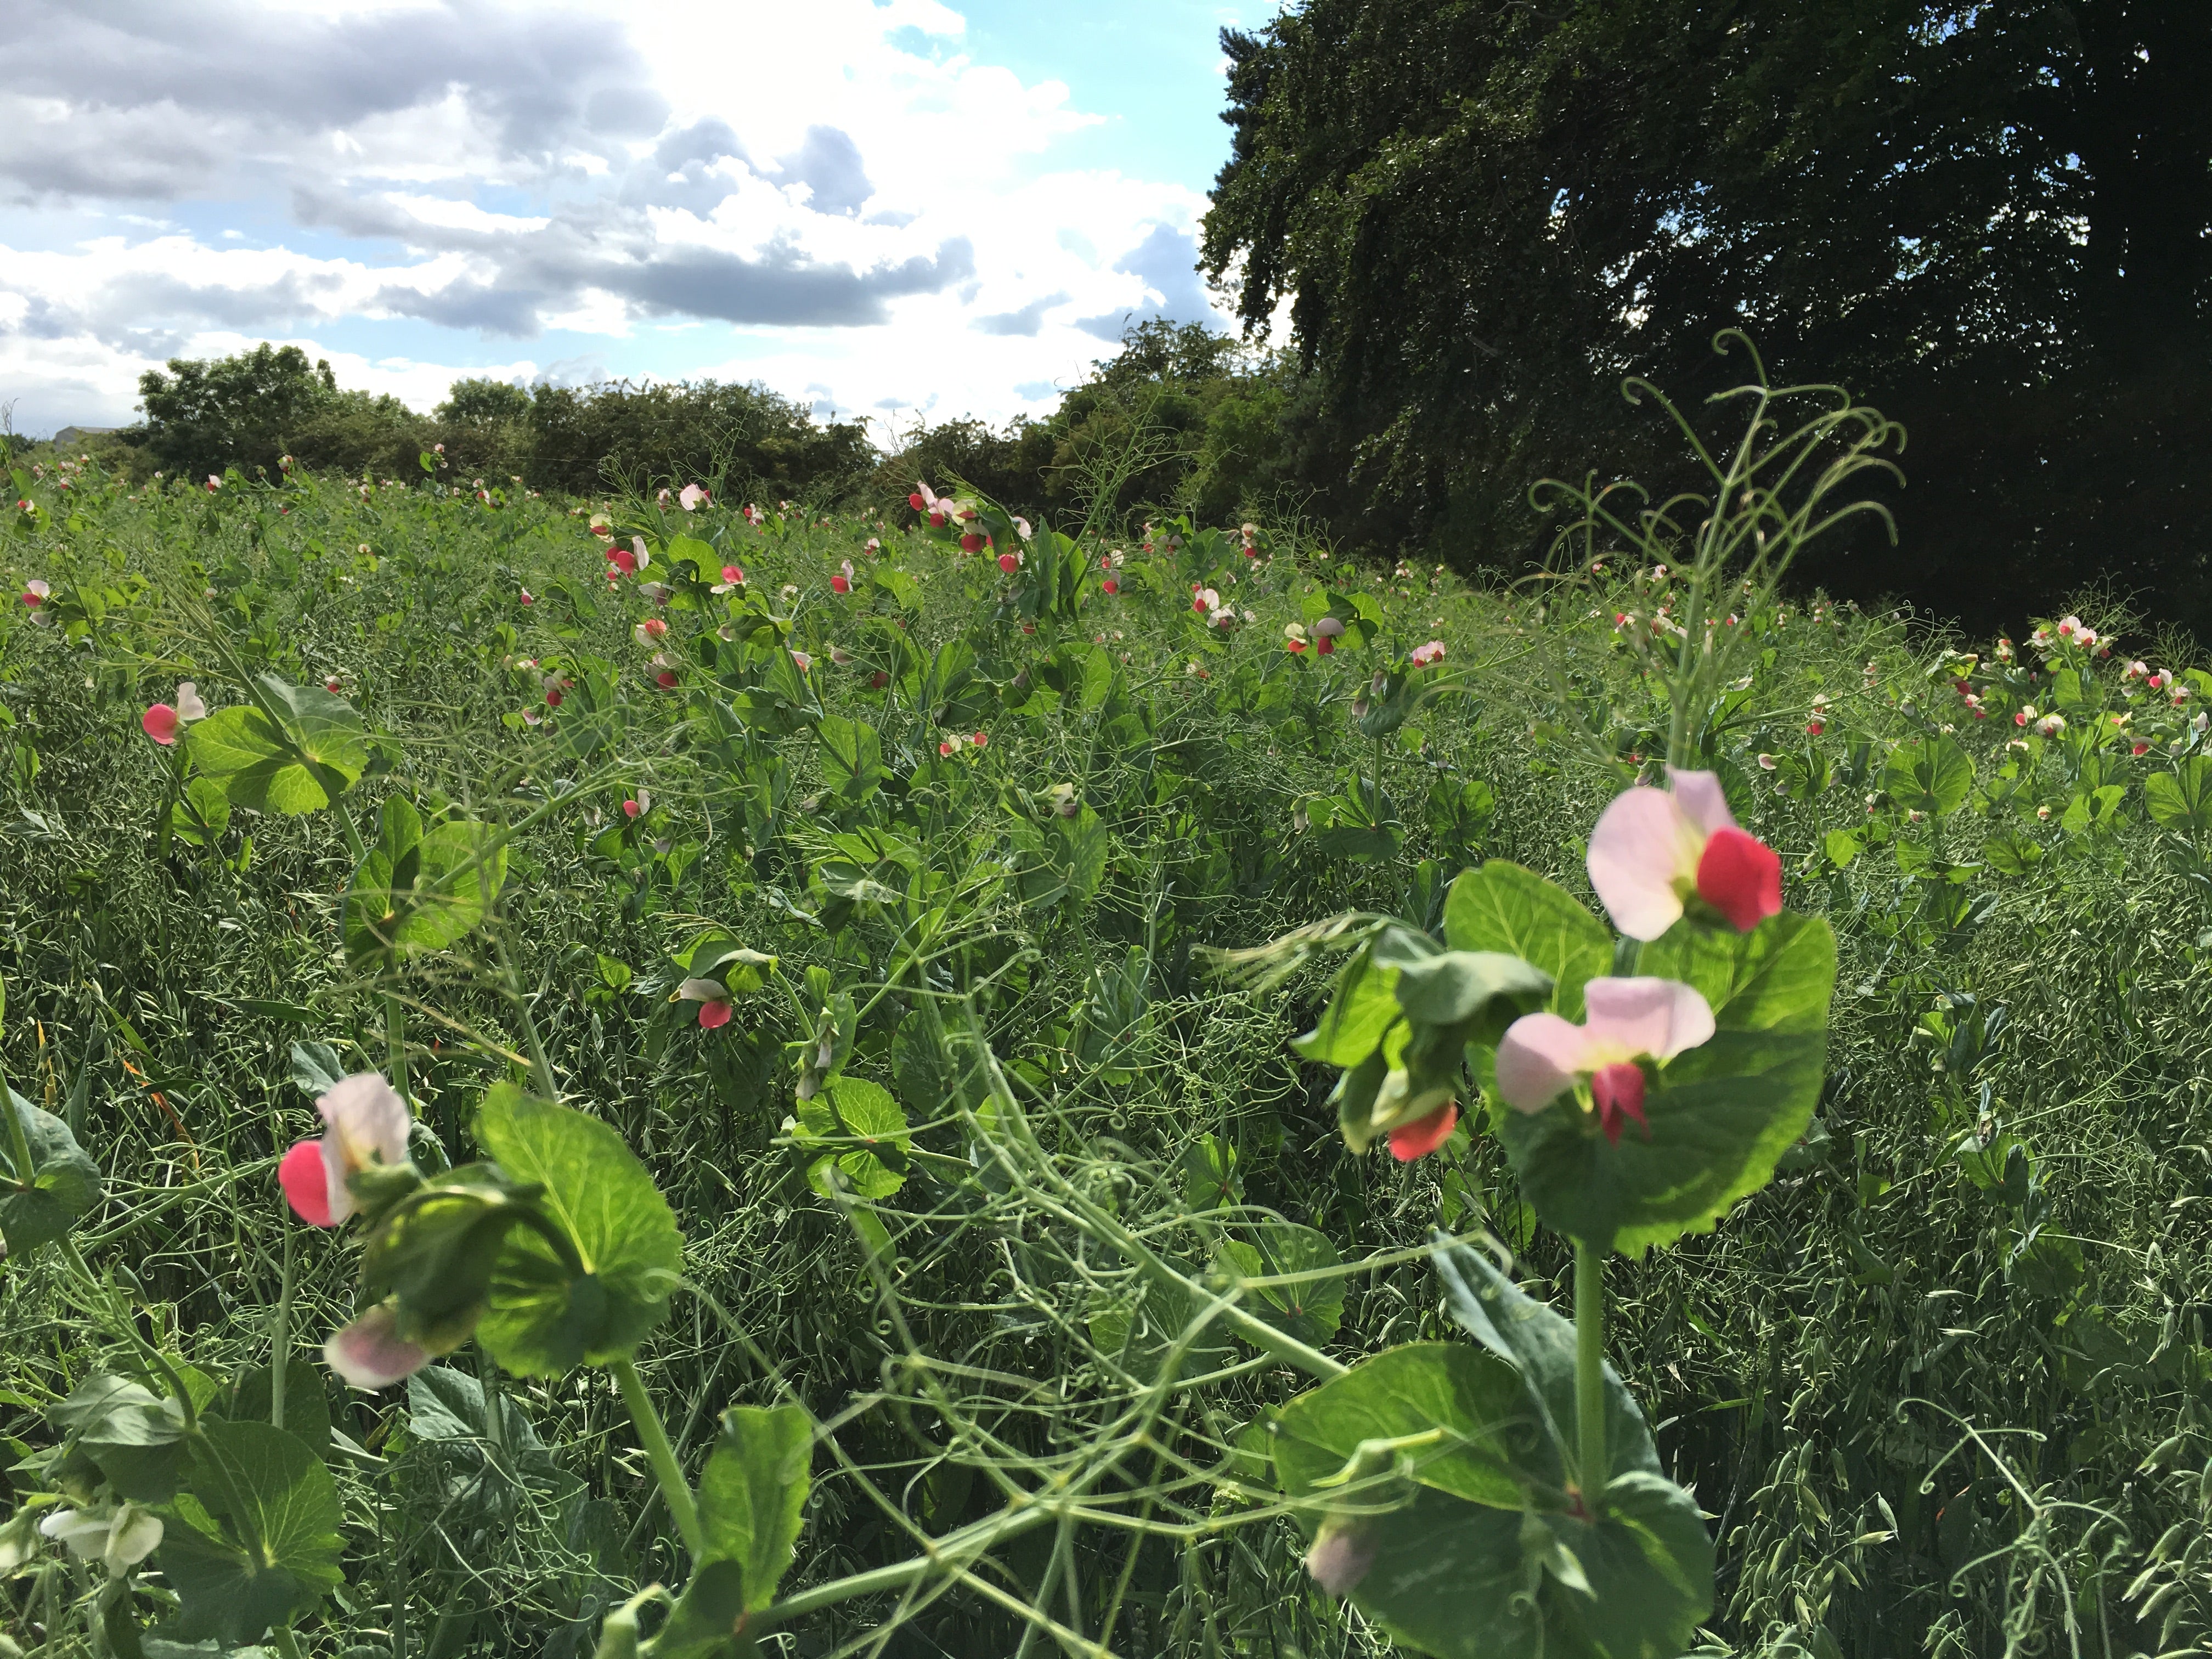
3;352;2210;1659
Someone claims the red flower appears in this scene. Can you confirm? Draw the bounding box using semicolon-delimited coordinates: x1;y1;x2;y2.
1387;1102;1458;1162
1102;579;1119;595
959;533;984;553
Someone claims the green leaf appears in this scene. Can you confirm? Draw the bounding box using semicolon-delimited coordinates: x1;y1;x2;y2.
1883;736;1974;817
213;1361;330;1454
1500;915;1837;1255
187;680;366;816
2;1086;101;1255
650;1559;753;1659
1052;804;1110;904
793;1076;909;1201
814;714;883;800
288;1042;347;1100
697;1404;812;1611
1443;863;1612;1017
471;1087;685;1376
1292;945;1403;1066
155;1420;343;1645
2145;757;2212;832
343;797;507;968
52;1374;191;1502
1271;1342;1531;1510
1218;1220;1347;1346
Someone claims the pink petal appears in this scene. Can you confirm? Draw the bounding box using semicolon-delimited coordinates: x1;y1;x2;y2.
324;1305;431;1390
1305;1526;1377;1595
1666;768;1738;837
141;704;179;745
1587;787;1695;941
316;1074;409;1222
697;1000;733;1030
279;1139;336;1227
1582;977;1714;1063
1495;1013;1594;1111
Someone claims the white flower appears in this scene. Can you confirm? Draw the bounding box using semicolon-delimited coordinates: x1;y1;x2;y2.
41;1504;164;1577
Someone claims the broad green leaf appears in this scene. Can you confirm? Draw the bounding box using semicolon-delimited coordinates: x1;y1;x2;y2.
187;680;366;816
1051;804;1109;903
213;1361;330;1453
794;1076;909;1201
664;533;718;580
155;1420;343;1645
1432;1241;1664;1491
2145;757;2212;833
1292;946;1402;1067
697;1404;812;1611
344;798;507;967
650;1559;749;1659
1087;1264;1237;1384
1271;1342;1531;1510
1500;916;1837;1255
1444;863;1612;1017
2;1085;100;1255
1390;949;1553;1029
52;1373;191;1502
815;714;883;800
1217;1220;1347;1346
288;1042;347;1100
472;1087;685;1376
1883;736;1973;817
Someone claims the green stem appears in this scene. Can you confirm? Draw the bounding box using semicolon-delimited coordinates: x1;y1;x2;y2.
384;995;409;1109
270;1223;293;1431
496;930;560;1101
269;1624;307;1659
612;1356;703;1561
748;1504;1056;1633
1575;1239;1607;1503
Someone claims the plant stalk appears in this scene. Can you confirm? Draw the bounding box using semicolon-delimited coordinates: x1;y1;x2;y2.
612;1355;704;1561
270;1222;292;1431
1575;1238;1606;1503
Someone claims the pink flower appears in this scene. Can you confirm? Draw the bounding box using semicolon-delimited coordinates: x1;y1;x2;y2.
1586;769;1782;940
325;1302;433;1391
1102;579;1119;595
206;475;222;492
790;651;812;672
998;551;1020;574
1410;640;1446;668
1495;978;1716;1144
634;617;668;647
719;565;746;587
279;1073;409;1228
832;560;855;594
1192;586;1220;614
972;731;988;748
21;578;49;608
656;669;679;690
679;483;710;511
678;978;733;1028
623;791;649;817
938;739;955;757
142;704;180;744
958;533;984;553
520;588;534;604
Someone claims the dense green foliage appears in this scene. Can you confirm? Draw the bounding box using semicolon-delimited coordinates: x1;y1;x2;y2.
4;371;2212;1657
1201;0;2212;636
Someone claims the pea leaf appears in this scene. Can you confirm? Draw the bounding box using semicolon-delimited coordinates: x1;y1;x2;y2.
794;1076;909;1201
1883;736;1974;817
187;678;365;815
2146;757;2212;833
52;1373;191;1501
471;1087;685;1376
1271;1342;1530;1509
2;1085;100;1256
697;1404;812;1611
815;714;883;800
343;796;507;967
1443;863;1612;1017
1500;915;1837;1255
155;1420;343;1645
1217;1220;1347;1346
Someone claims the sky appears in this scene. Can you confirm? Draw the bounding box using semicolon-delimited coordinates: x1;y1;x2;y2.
0;0;1259;444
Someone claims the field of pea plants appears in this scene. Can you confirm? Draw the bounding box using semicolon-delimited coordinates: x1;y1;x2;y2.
3;364;2211;1659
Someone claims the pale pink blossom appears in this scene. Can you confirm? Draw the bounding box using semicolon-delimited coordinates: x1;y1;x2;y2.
325;1302;433;1390
279;1073;409;1228
678;978;733;1029
1495;977;1717;1144
1586;770;1782;940
679;483;710;511
1410;640;1446;668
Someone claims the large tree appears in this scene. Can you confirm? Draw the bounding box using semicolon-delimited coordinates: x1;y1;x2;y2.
1203;1;2212;634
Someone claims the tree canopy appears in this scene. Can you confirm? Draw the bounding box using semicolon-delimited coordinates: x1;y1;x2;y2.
1202;0;2212;634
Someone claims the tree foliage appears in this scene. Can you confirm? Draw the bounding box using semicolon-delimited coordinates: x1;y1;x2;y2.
1202;0;2212;633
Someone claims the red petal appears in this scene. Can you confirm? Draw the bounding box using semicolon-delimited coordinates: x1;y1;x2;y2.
1387;1102;1459;1162
141;704;179;745
698;1000;733;1030
1695;826;1782;931
1590;1063;1647;1147
279;1140;336;1226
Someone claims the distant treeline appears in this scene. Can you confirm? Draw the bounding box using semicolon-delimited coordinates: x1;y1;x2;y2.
54;326;1309;538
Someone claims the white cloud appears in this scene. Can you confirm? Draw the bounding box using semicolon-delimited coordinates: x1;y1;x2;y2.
0;0;1232;436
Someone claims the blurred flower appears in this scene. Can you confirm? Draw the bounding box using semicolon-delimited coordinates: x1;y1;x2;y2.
679;483;710;511
832;560;855;594
1496;977;1716;1144
21;578;49;609
279;1074;409;1228
40;1504;163;1577
790;650;812;672
325;1302;433;1390
1410;640;1446;668
678;978;734;1028
1387;1102;1459;1162
1587;769;1782;939
634;618;668;647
